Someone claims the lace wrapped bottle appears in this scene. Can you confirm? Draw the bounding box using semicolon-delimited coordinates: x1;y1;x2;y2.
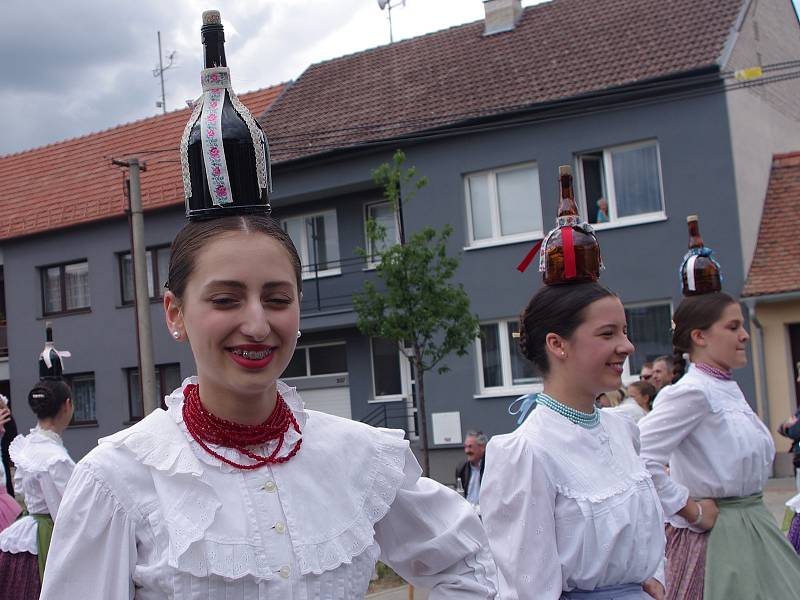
680;215;721;295
38;323;69;379
181;10;271;220
541;166;601;285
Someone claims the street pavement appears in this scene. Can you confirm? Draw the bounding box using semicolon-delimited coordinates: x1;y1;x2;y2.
366;478;799;600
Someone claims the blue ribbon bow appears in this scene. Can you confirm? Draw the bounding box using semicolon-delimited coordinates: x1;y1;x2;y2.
508;393;538;426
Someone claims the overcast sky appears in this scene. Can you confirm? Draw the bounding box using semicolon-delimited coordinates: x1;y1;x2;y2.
3;0;799;156
0;0;536;156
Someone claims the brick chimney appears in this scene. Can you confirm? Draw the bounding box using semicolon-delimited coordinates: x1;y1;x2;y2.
483;0;522;35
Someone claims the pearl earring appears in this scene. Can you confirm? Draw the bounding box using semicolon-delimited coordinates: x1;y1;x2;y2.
172;331;180;340
297;330;302;339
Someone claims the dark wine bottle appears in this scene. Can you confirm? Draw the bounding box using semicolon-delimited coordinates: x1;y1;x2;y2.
542;166;601;285
39;323;63;379
184;10;269;220
681;215;721;295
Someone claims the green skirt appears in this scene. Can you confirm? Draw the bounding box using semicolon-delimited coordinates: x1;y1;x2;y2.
705;494;800;600
31;513;53;583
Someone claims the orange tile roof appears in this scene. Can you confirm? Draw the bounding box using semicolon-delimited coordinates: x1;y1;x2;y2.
263;0;743;163
0;84;285;241
742;152;800;297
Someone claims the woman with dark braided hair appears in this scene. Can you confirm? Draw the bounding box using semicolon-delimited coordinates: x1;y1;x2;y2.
0;378;74;600
639;292;800;598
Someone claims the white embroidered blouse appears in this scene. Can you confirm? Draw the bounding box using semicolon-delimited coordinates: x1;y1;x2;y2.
481;405;666;600
638;364;775;527
41;379;498;599
0;427;75;555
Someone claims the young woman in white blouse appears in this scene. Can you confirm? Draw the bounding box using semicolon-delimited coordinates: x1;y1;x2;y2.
41;216;497;599
482;282;666;600
638;292;800;599
0;379;74;600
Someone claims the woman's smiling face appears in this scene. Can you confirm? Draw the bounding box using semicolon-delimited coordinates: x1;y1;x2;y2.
167;230;300;404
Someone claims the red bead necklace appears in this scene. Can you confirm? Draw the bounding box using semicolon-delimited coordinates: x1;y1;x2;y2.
182;383;302;470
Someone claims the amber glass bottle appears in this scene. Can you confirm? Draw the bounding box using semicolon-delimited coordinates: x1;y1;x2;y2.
681;215;721;295
543;166;601;285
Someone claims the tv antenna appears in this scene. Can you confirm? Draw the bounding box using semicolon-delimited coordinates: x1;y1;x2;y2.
153;31;177;113
377;0;406;44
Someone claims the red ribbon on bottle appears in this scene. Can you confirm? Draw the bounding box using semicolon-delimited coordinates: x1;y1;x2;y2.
562;226;577;279
516;239;543;273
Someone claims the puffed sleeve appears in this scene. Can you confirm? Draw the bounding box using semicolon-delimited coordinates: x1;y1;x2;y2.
638;385;710;516
373;447;498;599
38;457;74;519
481;434;562;600
40;462;137;600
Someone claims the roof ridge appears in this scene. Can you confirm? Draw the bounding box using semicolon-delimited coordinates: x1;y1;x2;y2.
0;83;286;160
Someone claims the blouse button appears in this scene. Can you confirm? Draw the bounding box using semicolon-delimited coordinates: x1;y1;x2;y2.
279;565;291;579
263;480;277;493
275;521;286;534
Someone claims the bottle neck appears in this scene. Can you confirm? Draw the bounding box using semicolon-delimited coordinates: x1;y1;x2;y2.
557;173;579;217
687;220;704;249
202;25;227;68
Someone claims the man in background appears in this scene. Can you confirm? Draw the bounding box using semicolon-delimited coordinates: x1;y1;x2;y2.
456;430;487;505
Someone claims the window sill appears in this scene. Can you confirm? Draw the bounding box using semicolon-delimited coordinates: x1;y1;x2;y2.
464;233;543;252
588;213;667;231
474;385;543;399
68;422;98;429
368;395;408;404
301;268;341;281
38;308;92;319
118;296;165;308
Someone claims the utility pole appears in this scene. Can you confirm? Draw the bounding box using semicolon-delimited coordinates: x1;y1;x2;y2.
112;158;158;416
153;31;177;113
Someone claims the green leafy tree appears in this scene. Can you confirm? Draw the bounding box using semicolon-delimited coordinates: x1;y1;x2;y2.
354;150;480;476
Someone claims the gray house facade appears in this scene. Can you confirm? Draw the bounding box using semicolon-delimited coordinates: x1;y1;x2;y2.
1;0;799;480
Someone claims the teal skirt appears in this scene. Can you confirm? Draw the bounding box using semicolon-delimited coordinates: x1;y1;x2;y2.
705;494;800;600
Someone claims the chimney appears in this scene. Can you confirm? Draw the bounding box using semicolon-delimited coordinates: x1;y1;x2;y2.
483;0;522;35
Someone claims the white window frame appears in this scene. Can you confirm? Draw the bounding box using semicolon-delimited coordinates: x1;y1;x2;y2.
283;342;347;379
474;319;543;398
364;200;400;268
368;338;412;403
281;210;341;280
622;299;674;383
464;161;544;249
575;140;666;231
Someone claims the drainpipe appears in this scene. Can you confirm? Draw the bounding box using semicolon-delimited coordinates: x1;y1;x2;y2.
744;298;770;429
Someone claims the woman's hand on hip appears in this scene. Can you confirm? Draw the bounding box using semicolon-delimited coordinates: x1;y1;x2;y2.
642;578;665;600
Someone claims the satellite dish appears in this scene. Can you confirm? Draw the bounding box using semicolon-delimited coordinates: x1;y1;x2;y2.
377;0;389;9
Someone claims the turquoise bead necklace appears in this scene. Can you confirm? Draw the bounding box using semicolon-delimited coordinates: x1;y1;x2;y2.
536;392;600;429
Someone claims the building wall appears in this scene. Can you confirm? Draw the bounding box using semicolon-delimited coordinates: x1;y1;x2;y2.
750;298;800;476
724;0;800;273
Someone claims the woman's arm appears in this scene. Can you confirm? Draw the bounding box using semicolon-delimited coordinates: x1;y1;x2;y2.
40;462;137;599
373;446;498;599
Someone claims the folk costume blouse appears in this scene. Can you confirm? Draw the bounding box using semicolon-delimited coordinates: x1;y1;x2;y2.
481;405;666;600
0;427;74;555
41;379;498;599
638;364;775;526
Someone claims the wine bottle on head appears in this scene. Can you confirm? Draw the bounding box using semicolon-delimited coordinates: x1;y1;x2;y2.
542;166;601;285
681;215;721;295
182;9;271;220
39;322;63;379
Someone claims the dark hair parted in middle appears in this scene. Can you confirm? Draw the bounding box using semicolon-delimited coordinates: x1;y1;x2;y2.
518;282;616;376
28;379;72;420
166;214;303;300
671;291;738;376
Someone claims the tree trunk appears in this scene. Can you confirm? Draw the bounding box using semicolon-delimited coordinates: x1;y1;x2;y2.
414;347;430;477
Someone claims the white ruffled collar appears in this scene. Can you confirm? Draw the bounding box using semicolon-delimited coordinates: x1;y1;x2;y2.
164;376;306;471
30;426;64;445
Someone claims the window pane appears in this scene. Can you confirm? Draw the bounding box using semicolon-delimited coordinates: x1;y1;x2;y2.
283;350;308;378
507;322;539;385
581;155;607;224
372;338;402;396
611;145;662;218
480;324;502;388
64;262;90;310
128;369;143;421
159;364;182;405
156;248;170;296
467;175;492;241
368;202;398;255
309;344;347;375
69;375;96;424
497;166;542;236
120;254;134;304
624;304;673;374
144;250;154;298
283;218;305;265
44;267;62;313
